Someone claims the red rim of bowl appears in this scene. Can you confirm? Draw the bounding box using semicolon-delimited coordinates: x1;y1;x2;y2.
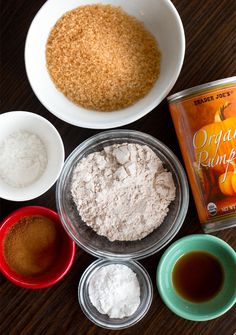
0;206;76;289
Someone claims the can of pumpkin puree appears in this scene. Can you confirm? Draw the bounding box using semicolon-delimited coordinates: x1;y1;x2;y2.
168;76;236;233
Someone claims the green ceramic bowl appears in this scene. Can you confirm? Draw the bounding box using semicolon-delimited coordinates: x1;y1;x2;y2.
157;234;236;321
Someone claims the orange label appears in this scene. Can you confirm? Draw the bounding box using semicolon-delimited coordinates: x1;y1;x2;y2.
169;83;236;226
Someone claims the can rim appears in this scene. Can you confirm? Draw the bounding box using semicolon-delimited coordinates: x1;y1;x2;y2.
168;76;236;102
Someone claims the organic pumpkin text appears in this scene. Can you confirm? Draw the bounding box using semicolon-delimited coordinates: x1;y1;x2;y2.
193;128;236;182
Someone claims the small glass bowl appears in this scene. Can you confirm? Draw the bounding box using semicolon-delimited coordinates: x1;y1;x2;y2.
56;130;189;259
78;259;153;329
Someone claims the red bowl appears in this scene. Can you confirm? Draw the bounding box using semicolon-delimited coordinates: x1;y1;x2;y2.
0;206;76;289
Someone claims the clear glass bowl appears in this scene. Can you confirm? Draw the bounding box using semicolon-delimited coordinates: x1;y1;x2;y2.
78;259;153;330
56;130;189;259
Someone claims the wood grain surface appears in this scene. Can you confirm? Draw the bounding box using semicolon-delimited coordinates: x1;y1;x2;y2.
1;0;236;334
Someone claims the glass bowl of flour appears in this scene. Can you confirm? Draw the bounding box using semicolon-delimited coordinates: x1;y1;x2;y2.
56;130;189;259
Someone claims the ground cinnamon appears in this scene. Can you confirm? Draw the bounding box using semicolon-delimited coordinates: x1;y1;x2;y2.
4;215;59;277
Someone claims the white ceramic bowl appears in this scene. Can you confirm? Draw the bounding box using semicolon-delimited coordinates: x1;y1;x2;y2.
25;0;185;129
0;111;64;201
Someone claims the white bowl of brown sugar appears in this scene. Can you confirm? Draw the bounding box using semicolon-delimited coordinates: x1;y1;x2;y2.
25;0;185;129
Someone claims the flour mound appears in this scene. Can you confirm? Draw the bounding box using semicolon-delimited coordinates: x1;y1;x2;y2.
71;143;176;241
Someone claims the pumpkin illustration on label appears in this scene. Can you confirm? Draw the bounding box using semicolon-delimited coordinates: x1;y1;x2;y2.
218;163;236;196
193;103;236;174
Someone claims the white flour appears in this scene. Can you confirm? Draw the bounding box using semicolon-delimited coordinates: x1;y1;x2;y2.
71;143;176;241
0;130;47;187
88;264;140;318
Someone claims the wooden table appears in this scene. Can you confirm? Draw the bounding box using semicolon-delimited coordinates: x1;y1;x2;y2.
1;0;236;334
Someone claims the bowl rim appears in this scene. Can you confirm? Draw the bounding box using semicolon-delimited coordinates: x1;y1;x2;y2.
0;111;65;201
156;234;236;321
0;206;76;289
78;258;153;329
56;129;189;260
24;0;185;129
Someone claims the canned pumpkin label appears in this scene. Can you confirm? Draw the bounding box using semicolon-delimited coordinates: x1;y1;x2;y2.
168;78;236;232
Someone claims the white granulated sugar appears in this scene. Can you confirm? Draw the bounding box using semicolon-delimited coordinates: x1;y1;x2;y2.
88;264;140;318
0;130;47;187
71;143;176;241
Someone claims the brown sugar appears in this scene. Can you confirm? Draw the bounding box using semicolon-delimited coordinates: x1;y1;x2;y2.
46;4;161;112
4;215;60;277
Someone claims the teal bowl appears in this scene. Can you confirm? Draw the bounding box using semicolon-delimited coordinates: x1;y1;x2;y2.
156;234;236;321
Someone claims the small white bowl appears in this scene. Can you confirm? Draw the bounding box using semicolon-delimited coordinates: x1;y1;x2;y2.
25;0;185;129
0;111;64;201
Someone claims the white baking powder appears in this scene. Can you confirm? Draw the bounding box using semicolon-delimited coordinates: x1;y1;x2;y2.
71;143;176;241
88;264;140;318
0;130;47;187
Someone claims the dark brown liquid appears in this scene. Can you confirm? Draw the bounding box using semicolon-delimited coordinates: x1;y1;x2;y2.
172;251;224;303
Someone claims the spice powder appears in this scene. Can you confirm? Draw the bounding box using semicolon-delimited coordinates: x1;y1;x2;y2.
4;215;60;277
